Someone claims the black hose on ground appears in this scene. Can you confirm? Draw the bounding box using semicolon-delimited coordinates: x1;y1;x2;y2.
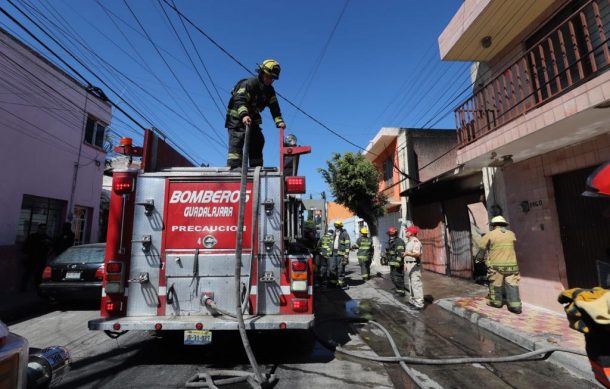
313;316;587;388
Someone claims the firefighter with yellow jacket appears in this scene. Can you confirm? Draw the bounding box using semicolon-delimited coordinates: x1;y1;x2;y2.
225;59;286;172
479;216;522;314
354;227;374;281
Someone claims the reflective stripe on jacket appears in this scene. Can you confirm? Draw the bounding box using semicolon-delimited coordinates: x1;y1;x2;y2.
479;227;519;272
385;237;405;267
334;230;351;257
225;76;284;129
356;236;374;262
317;234;333;258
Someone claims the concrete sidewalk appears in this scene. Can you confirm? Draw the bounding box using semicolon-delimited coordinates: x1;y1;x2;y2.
387;267;595;384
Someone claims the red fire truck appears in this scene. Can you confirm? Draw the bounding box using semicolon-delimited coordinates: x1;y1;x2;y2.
88;129;314;345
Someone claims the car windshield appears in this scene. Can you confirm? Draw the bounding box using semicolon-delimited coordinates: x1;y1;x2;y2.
53;246;105;264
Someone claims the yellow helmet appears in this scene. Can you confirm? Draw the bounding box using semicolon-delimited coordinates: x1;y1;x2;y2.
490;216;508;225
334;220;343;228
360;227;368;235
259;59;281;80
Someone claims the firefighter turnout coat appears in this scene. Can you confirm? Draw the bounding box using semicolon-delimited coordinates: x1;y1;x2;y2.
225;76;285;130
355;236;374;263
478;227;519;274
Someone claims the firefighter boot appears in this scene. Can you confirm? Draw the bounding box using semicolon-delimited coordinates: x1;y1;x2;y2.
487;285;504;308
505;283;522;314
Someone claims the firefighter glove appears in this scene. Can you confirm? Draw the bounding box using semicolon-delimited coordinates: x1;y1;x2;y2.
558;287;610;333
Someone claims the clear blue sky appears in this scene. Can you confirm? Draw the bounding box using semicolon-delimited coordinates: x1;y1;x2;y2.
0;0;470;199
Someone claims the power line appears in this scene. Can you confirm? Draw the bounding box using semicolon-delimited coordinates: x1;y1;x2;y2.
161;0;420;183
1;0;205;166
292;0;350;108
122;0;225;147
170;0;225;118
157;0;224;119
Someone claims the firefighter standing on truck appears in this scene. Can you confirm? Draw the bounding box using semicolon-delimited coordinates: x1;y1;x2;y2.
316;229;334;286
479;216;522;314
354;227;374;281
330;221;351;288
225;59;286;172
385;227;406;296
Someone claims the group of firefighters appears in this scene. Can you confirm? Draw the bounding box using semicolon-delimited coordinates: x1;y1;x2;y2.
224;58;523;314
311;216;522;314
314;221;426;310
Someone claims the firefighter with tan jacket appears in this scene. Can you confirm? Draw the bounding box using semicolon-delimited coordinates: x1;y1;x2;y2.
404;226;424;310
479;216;522;314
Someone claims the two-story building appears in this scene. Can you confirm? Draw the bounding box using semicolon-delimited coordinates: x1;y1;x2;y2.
440;0;610;311
364;127;458;254
0;27;112;292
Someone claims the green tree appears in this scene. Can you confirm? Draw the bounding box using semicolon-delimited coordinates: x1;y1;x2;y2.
318;152;387;238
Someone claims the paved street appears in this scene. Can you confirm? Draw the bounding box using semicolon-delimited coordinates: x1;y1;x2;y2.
7;261;595;388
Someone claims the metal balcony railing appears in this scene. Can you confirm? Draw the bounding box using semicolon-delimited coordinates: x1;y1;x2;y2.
455;0;610;148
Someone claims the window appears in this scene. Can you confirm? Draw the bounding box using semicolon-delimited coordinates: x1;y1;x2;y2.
16;195;66;242
84;116;106;148
383;158;393;185
72;206;91;245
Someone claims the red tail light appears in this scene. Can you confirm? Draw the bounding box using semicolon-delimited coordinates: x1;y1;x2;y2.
112;322;121;331
285;176;306;194
42;266;52;280
292;299;308;312
95;264;105;280
113;176;135;194
106;262;122;273
106;301;122;313
292;261;307;272
155;323;162;331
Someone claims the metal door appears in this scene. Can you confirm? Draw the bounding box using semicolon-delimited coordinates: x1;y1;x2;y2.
553;166;610;288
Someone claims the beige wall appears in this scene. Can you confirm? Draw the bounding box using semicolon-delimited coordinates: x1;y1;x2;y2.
501;133;610;312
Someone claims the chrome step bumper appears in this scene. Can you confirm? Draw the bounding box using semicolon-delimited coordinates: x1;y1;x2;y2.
88;314;314;331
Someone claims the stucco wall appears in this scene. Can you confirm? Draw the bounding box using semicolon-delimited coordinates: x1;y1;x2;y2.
502;133;610;312
0;29;111;290
409;129;457;183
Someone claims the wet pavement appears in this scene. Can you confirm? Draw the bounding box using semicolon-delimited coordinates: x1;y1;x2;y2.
323;261;596;388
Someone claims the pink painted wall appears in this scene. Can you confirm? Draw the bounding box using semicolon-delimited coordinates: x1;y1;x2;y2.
502;133;610;312
0;28;111;291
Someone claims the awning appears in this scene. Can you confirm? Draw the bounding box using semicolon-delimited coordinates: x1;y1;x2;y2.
401;168;483;204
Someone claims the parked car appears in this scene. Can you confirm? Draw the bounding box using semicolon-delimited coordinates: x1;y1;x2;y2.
39;243;105;302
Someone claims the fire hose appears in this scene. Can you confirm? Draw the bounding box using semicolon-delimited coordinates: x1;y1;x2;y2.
187;124;274;388
313;315;587;388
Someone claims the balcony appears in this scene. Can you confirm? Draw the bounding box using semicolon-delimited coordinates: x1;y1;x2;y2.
456;0;610;148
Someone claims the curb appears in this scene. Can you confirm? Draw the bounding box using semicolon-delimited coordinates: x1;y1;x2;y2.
435;298;600;386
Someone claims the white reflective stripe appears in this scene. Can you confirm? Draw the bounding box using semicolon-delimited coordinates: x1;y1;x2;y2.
124;287;129;297
281;285;312;295
250;286;257;295
158;286;166;296
101;288;107;297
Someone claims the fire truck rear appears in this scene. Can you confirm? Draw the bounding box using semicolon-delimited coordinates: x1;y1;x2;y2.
88;129;314;344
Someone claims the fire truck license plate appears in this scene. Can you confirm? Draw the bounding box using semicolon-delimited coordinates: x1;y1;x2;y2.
65;271;81;280
184;330;212;345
